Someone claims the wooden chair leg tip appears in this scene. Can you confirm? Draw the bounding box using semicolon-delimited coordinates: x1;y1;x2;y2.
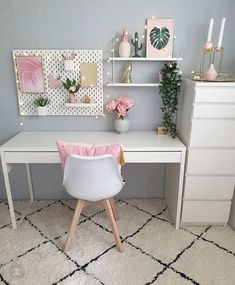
117;243;124;252
118;246;124;253
64;246;70;252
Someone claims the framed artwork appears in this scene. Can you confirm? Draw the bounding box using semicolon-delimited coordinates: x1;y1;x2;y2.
146;18;174;58
80;62;97;87
16;56;45;93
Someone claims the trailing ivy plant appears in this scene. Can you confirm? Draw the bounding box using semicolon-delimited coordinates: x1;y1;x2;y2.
159;63;182;138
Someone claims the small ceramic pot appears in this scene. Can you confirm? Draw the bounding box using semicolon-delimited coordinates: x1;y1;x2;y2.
37;106;47;116
114;117;130;133
68;94;77;103
64;59;75;71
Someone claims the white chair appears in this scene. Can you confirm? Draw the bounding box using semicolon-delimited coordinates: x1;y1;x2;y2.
63;154;125;252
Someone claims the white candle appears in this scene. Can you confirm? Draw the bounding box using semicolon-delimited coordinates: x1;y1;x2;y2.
217;17;226;48
207;18;214;43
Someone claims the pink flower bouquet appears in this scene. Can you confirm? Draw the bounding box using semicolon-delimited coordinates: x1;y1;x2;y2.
106;97;134;119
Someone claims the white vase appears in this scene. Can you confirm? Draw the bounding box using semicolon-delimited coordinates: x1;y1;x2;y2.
37;106;47;116
114;117;130;133
119;31;131;57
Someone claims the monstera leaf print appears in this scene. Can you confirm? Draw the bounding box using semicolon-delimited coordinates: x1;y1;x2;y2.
149;27;170;50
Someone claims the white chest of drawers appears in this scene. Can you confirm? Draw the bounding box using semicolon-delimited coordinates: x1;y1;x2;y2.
177;79;235;225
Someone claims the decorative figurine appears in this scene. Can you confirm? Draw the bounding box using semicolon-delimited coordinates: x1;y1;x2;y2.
131;32;143;57
83;95;91;103
121;61;132;83
119;30;131;57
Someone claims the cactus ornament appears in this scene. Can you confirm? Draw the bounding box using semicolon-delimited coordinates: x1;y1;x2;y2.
131;32;143;57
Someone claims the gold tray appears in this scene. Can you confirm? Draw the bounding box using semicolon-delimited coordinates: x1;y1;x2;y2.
191;73;235;82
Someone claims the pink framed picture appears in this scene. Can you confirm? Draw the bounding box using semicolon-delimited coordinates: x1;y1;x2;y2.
146;18;174;58
16;56;45;93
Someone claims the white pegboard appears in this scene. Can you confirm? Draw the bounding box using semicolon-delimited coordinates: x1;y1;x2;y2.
12;49;103;116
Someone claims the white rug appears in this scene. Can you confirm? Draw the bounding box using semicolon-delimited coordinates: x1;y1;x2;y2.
0;199;234;285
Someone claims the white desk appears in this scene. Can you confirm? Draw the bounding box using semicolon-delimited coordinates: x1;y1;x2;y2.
0;131;186;229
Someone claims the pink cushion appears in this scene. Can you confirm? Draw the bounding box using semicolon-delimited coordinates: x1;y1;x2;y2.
56;141;122;169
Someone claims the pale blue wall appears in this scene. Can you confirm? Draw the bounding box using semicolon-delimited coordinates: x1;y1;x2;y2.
0;0;235;199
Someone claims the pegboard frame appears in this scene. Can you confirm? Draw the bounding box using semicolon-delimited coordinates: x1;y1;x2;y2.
12;49;103;116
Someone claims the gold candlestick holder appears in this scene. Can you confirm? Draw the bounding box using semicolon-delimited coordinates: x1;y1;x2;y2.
213;46;224;73
192;43;224;81
199;42;213;79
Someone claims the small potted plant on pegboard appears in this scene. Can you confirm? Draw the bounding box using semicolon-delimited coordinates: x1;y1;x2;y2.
33;96;50;116
62;78;81;103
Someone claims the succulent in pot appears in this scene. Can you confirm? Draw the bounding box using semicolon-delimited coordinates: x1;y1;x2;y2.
33;97;50;116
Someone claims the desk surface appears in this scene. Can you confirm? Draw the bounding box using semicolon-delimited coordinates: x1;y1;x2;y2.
0;131;185;152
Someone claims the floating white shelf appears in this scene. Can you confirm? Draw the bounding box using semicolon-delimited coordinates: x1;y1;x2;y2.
108;57;182;62
64;103;96;107
107;56;182;88
107;83;160;87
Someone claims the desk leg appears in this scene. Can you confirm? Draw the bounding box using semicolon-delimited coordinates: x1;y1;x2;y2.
1;153;17;229
26;164;34;202
165;151;186;230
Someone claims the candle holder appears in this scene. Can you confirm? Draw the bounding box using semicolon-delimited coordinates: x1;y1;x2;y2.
192;43;224;81
199;42;213;79
204;46;224;80
213;46;224;74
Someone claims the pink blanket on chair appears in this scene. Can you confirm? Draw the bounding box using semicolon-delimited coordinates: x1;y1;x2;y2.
56;141;123;169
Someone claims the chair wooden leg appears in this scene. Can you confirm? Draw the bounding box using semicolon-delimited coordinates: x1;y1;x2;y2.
64;199;84;252
103;199;124;252
110;198;119;221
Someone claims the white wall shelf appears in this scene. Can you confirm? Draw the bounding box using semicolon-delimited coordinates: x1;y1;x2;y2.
108;57;182;62
64;103;96;108
107;83;159;87
107;56;182;87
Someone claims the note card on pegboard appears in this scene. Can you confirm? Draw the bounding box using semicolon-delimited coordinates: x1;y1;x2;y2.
12;49;103;116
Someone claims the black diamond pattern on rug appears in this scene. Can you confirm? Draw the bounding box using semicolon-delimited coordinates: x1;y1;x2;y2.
0;199;234;285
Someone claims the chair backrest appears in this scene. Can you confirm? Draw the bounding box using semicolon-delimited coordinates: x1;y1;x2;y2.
63;154;124;201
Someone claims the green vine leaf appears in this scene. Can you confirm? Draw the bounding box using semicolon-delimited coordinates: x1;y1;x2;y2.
159;63;182;138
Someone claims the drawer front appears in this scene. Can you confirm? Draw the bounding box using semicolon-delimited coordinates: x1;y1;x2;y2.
193;103;235;118
187;149;235;174
124;151;182;163
184;176;235;200
4;151;182;164
190;119;235;147
195;87;235;103
181;201;231;224
4;152;60;163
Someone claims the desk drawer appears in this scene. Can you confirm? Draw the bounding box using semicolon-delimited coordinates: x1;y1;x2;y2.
4;152;60;163
190;119;235;147
124;151;182;163
184;176;235;200
181;201;231;224
193;103;235;118
4;151;182;164
187;149;235;175
195;87;235;103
